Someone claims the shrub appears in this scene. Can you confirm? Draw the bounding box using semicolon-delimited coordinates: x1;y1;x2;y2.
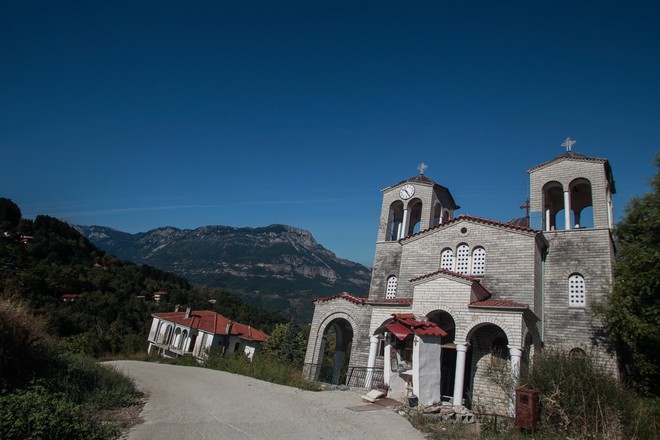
518;349;658;439
0;385;115;440
169;350;320;391
46;353;142;409
0;296;54;389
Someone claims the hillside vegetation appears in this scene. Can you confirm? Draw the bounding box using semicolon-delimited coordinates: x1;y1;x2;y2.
0;198;287;358
0;197;292;438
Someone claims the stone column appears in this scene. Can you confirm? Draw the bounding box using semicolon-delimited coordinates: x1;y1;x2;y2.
564;190;571;230
332;350;345;385
400;208;409;239
545;207;551;231
365;335;380;388
508;346;523;416
508;346;523;381
452;342;469;407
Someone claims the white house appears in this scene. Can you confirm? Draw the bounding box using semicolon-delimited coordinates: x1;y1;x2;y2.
147;308;268;361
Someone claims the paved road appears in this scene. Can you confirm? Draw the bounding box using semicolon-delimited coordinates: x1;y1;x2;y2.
109;361;425;440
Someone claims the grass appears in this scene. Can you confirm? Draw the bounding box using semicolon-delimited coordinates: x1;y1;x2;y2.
0;296;144;439
165;350;321;391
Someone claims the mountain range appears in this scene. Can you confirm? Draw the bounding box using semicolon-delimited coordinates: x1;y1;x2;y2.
76;224;372;321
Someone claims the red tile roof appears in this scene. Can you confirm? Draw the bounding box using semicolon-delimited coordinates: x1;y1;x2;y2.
410;268;480;283
153;291;169;295
61;294;81;298
469;299;528;309
313;292;412;306
401;214;538;242
152;310;268;342
314;292;367;305
383;313;448;339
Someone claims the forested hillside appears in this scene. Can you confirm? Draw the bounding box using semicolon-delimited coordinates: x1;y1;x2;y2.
0;198;286;357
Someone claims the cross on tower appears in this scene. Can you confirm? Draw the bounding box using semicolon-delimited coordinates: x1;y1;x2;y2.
520;198;530;218
561;137;576;152
417;162;428;175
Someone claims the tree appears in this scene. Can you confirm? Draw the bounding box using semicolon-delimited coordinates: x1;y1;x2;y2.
261;321;307;367
597;156;660;396
0;198;21;231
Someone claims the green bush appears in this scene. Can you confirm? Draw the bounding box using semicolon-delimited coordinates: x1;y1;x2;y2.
519;349;659;439
168;350;319;391
0;296;53;389
0;385;115;440
46;353;142;409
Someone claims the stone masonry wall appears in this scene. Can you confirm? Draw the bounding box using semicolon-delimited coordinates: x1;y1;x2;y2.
396;220;538;307
369;241;402;299
541;228;617;373
303;298;373;372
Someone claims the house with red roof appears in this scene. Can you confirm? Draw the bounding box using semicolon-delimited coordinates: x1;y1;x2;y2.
147;308;268;361
304;149;618;413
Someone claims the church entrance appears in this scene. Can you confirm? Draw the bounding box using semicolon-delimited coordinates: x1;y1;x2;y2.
427;310;457;401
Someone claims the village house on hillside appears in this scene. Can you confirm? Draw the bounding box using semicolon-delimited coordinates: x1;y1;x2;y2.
304;145;618;413
147;308;268;361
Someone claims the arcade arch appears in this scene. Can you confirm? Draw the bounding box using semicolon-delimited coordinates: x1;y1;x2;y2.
307;313;356;385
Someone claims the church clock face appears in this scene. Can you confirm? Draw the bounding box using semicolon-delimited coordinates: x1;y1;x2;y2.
399;184;415;200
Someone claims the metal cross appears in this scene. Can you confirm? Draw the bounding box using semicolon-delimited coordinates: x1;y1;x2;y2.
561;137;576;152
520;198;530;218
417;162;428;175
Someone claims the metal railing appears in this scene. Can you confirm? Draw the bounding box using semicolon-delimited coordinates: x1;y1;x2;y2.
345;366;384;388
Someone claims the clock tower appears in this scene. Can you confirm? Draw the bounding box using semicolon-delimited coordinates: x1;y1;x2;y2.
369;164;460;300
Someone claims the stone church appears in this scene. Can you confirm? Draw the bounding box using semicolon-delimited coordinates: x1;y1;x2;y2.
303;145;618;412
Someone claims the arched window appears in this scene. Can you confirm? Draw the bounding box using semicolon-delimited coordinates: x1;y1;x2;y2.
387;201;404;241
569;347;586;358
407;199;423;235
386;276;398;299
471;247;486;275
433;204;442;226
570;178;594;228
440;248;454;271
569;273;586;307
163;325;173;345
456;244;470;274
180;330;189;350
542;181;565;231
442;210;450;224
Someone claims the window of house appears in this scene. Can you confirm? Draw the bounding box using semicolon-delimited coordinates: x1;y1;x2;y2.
569;273;586;307
441;248;454;271
456;244;470;274
471;247;486;275
386;276;398;299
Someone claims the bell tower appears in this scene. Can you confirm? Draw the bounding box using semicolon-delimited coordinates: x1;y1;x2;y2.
369;164;460;300
528;141;617;366
528;139;616;232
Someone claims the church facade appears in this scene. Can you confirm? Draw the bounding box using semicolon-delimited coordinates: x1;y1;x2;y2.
303;148;618;412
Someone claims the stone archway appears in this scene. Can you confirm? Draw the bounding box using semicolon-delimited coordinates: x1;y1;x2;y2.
305;313;356;385
321;318;354;384
464;323;512;413
426;310;457;401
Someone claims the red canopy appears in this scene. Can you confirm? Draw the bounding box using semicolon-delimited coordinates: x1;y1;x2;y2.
385;321;414;340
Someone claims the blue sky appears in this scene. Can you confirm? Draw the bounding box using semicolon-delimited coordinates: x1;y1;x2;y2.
1;1;658;267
